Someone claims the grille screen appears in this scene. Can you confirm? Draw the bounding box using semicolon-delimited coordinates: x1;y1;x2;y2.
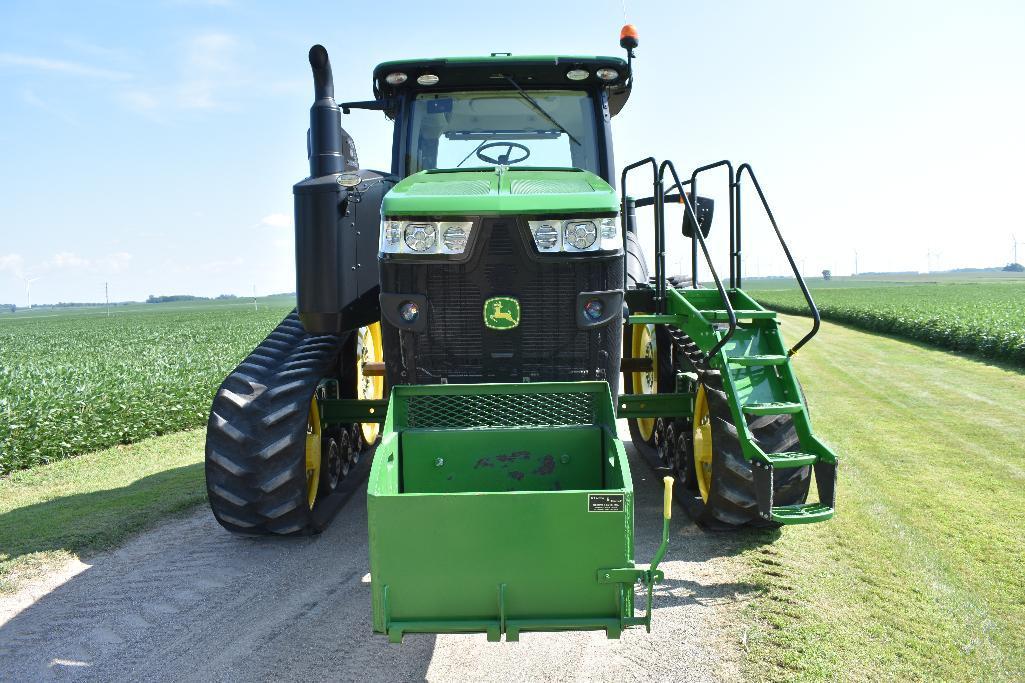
380;218;623;390
406;391;596;428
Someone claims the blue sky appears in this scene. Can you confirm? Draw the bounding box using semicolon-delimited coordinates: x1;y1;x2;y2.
1;1;1023;305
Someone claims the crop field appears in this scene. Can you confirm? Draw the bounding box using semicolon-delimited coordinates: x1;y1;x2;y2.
0;297;294;474
748;276;1025;366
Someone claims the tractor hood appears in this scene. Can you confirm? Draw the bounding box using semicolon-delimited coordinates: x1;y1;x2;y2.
381;168;619;217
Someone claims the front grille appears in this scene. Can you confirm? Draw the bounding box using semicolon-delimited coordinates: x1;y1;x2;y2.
407;391;596;429
381;218;623;390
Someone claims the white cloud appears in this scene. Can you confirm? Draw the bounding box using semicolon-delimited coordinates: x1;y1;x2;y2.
175;32;239;110
0;253;25;277
119;31;243;113
260;213;293;229
2;251;134;277
0;53;131;81
94;252;133;273
199;256;243;273
48;252;90;269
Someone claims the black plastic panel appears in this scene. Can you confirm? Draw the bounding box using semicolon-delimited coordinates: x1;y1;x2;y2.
380;218;623;394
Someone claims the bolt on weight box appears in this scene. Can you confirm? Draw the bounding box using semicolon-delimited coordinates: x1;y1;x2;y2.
367;381;662;642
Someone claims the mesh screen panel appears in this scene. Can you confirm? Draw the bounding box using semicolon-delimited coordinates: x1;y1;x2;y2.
406;391;596;428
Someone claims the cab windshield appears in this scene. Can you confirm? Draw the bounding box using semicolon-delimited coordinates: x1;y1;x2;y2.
406;90;599;175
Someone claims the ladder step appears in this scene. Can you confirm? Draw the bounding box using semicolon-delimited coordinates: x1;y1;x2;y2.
728;354;787;367
771;503;834;525
702;309;776;321
763;451;818;468
742;401;803;416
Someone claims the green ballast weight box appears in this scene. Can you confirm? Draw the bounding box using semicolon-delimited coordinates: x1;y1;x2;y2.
366;382;671;642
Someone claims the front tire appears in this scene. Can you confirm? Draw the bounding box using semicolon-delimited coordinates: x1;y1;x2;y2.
680;374;812;529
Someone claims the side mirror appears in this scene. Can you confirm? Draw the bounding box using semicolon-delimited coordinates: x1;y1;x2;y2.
682;195;714;239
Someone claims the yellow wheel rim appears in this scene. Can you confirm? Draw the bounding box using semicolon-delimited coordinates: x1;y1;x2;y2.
693;385;713;502
305;395;322;510
631;322;658;441
356;323;385;444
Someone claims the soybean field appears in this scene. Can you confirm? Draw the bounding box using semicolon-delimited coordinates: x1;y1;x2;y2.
749;277;1025;366
0;297;294;474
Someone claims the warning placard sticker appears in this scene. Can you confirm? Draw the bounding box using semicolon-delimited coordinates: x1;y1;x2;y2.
588;493;625;512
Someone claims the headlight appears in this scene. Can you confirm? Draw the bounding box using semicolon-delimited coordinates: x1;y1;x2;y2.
564;220;597;250
442;225;468;251
383;221;402;245
380;220;474;255
404;223;437;252
528;216;619;253
530;222;560;251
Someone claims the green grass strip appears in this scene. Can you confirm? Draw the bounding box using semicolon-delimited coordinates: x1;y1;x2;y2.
0;430;206;594
738;315;1025;681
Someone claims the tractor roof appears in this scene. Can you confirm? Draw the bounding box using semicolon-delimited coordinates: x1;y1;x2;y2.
372;55;631;115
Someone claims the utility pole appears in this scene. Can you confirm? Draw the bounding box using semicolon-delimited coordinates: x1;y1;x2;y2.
105;282;110;317
1013;234;1020;265
253;284;258;312
854;250;858;276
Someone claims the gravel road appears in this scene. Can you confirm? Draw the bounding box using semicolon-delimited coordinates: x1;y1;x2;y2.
0;430;756;682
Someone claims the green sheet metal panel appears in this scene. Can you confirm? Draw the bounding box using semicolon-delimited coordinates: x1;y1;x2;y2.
367;382;637;640
381;168;619;216
400;426;603;493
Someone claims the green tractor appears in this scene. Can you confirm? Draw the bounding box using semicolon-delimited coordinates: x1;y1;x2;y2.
205;26;836;642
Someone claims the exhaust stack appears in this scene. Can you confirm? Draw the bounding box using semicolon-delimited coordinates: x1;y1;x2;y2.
294;44;385;335
307;44;357;177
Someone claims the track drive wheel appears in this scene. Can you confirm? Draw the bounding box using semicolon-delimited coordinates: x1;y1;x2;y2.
679;372;812;529
355;323;385;446
205;312;344;536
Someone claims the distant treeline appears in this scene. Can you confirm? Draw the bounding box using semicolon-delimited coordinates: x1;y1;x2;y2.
0;301;139;313
145;294;239;304
0;293;299;313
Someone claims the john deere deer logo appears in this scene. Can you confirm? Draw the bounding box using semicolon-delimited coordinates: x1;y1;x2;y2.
484;296;520;330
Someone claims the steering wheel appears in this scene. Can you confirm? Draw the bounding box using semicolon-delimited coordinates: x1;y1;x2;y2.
476;141;531;166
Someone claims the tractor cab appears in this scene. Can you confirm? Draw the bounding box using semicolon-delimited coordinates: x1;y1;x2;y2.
364;55;631;182
327;55;637;392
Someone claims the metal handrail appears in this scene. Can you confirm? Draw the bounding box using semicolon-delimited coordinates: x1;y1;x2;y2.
659;160;737;359
688;160;735;288
735;163;820;355
620;157;658;297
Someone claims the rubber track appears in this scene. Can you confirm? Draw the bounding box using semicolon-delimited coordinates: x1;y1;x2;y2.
205;311;342;536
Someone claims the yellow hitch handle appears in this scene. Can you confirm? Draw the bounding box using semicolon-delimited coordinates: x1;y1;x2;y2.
663;476;674;519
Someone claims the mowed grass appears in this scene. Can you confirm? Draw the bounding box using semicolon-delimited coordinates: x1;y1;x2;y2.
738;314;1025;681
0;297;293;474
0;429;205;594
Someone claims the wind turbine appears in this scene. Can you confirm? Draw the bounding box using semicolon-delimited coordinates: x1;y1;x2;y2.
21;276;41;309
